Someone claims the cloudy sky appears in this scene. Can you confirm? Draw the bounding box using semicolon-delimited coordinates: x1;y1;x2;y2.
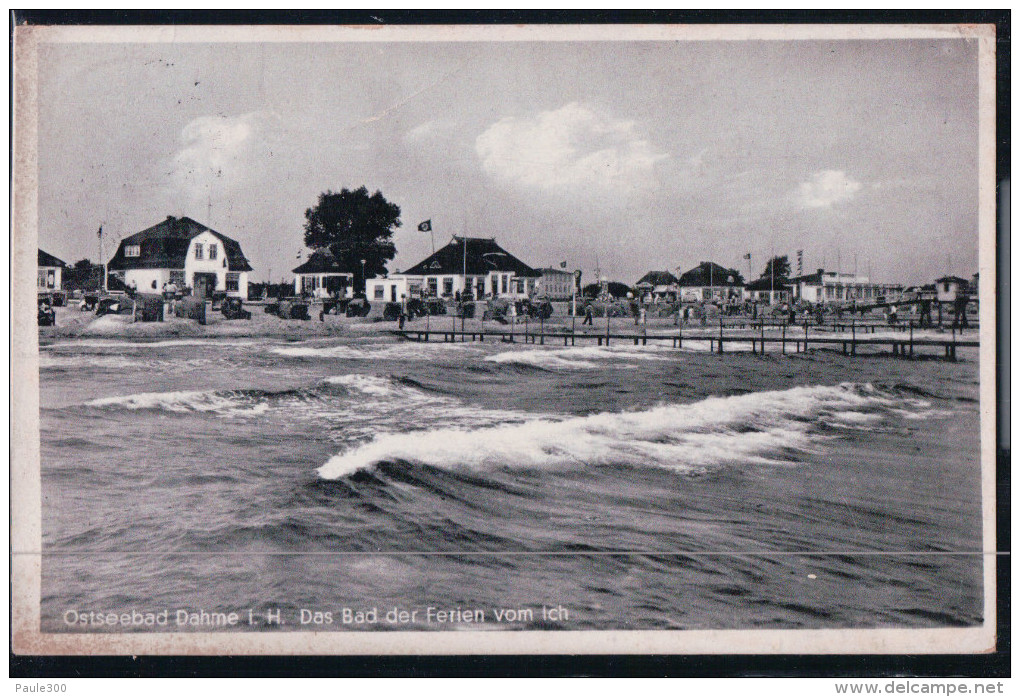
36;33;981;286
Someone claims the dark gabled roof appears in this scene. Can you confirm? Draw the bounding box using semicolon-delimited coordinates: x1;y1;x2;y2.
677;262;742;287
745;276;792;292
107;216;253;272
636;270;679;287
38;249;66;268
402;236;540;278
293;249;356;275
936;276;969;284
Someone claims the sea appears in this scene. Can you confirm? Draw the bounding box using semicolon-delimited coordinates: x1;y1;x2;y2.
37;333;984;632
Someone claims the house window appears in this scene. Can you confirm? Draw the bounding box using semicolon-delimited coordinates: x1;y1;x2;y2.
194;244;204;260
38;270;47;288
374;285;385;300
125;245;141;258
209;245;218;260
443;278;454;296
427;278;438;296
226;272;240;292
501;275;508;294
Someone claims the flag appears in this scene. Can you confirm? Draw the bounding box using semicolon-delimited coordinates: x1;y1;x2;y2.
417;220;432;232
560;261;567;268
97;226;103;239
743;252;751;259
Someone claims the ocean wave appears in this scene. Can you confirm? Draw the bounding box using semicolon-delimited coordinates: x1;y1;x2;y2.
40;354;147;370
484;345;673;370
85;389;271;416
270;341;482;361
317;382;904;479
49;338;261;349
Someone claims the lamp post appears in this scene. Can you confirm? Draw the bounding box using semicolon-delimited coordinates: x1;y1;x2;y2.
360;259;366;296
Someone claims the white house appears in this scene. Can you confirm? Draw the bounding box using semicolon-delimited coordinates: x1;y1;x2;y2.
791;268;903;305
677;262;745;302
366;236;541;304
38;249;66;292
537;267;576;301
935;276;970;303
744;276;792;305
292;249;355;298
107;216;253;298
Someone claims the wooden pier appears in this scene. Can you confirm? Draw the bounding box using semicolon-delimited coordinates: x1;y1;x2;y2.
395;324;978;361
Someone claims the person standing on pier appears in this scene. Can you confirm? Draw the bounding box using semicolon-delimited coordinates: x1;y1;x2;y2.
582;303;594;326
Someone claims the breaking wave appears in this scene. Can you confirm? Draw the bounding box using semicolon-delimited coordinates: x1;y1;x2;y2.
85;389;273;416
271;341;481;360
317;382;915;479
484;345;674;370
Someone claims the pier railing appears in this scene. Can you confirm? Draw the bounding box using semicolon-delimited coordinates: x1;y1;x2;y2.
395;319;978;361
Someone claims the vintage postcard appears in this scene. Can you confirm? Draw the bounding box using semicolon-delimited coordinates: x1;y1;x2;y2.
12;22;999;656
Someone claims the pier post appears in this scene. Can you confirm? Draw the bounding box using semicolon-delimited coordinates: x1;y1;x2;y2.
851;319;856;356
540;315;545;345
718;318;724;354
782;323;786;354
909;321;914;358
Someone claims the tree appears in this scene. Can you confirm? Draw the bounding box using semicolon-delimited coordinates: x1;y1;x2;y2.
760;255;791;281
73;258;93;270
582;281;630;299
303;187;401;289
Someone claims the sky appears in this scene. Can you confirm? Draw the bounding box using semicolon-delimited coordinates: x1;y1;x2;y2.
36;33;982;286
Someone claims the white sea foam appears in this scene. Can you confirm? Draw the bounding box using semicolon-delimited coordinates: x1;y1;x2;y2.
86;390;269;416
271;342;480;360
317;382;899;478
485;345;674;370
47;338;259;350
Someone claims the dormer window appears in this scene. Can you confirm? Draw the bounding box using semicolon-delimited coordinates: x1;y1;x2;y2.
124;245;141;258
194;243;204;260
209;245;217;260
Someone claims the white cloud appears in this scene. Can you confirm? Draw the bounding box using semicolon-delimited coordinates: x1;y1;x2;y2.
475;103;668;196
795;170;863;209
169;112;277;205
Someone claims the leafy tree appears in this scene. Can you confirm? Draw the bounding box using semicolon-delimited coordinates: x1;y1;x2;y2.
582;281;631;299
73;258;93;270
760;255;791;281
303;187;401;289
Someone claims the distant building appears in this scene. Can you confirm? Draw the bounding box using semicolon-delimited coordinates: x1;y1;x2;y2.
744;276;792;305
292;249;355;298
38;249;66;292
537;267;575;300
366;236;541;303
107;216;253;298
635;270;679;302
677;262;744;302
935;276;970;303
790;269;902;305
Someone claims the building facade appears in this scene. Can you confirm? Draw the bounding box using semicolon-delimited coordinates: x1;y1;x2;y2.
677;262;745;302
537;268;575;300
292;249;355;298
366;236;541;303
790;269;903;305
744;277;792;305
38;249;66;292
107;216;253;297
635;270;680;302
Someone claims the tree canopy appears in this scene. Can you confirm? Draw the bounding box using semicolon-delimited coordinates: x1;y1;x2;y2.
582;281;631;299
760;255;791;281
303;187;401;287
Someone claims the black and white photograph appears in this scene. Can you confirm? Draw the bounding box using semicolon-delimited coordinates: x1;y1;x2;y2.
12;21;998;656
